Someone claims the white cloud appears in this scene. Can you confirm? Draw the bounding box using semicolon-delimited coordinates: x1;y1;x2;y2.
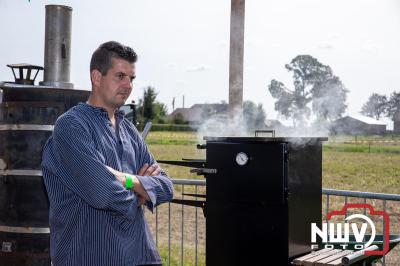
176;79;187;85
361;40;378;52
270;42;281;48
217;41;228;49
317;42;334;50
166;62;177;68
185;64;212;72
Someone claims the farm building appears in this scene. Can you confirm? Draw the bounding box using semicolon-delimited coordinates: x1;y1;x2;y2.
330;114;387;135
169;103;228;124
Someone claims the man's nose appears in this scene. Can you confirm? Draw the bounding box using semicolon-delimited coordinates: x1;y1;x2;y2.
122;77;133;89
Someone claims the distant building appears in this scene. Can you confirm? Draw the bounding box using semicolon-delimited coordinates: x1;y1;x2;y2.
169;103;228;124
330;114;387;135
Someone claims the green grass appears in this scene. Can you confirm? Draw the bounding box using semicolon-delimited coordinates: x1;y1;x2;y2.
322;151;400;194
145;131;199;145
329;134;400;142
158;245;206;266
324;143;400;154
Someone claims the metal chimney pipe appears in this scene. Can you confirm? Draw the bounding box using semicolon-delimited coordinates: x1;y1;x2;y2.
40;5;73;89
228;0;245;116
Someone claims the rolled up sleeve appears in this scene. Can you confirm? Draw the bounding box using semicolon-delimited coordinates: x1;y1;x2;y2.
49;115;139;220
136;173;174;212
131;128;174;212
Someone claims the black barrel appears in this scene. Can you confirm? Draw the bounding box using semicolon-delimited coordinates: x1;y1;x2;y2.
0;83;89;265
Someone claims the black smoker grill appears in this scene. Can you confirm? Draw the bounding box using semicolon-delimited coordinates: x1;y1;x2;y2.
160;136;327;266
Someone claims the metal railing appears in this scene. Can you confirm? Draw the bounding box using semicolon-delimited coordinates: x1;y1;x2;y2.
144;179;400;266
322;189;400;265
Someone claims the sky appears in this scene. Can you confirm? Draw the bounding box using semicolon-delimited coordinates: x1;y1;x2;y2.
0;0;399;121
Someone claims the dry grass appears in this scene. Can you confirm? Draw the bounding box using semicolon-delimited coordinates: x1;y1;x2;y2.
323;151;400;194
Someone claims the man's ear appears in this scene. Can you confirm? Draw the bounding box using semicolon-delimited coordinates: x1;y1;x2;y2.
90;69;102;88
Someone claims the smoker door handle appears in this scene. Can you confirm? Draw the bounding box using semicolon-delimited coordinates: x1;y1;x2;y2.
255;130;275;138
190;168;217;175
284;188;291;200
283;144;290;202
158;160;206;168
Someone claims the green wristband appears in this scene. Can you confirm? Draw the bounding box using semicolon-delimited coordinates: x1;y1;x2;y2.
125;174;134;190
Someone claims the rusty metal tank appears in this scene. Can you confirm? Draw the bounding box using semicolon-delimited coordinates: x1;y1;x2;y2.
0;81;89;265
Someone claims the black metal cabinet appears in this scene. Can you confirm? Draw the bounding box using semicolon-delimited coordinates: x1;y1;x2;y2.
203;137;324;266
206;141;288;204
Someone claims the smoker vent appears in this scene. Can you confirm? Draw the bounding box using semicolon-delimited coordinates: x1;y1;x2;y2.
7;63;44;85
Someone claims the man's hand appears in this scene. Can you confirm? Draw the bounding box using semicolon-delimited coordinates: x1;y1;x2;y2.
105;166;150;206
105;163;163;207
138;163;161;176
137;195;146;206
106;166;126;186
135;163;161;207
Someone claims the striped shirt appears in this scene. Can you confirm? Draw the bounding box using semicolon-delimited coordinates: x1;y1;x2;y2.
41;102;174;266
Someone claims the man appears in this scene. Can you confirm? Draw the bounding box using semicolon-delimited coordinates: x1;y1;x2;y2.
41;41;174;266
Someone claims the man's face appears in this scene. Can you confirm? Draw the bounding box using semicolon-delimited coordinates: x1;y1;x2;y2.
95;58;135;109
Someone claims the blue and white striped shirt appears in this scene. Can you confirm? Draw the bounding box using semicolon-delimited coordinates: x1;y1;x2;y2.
41;102;174;266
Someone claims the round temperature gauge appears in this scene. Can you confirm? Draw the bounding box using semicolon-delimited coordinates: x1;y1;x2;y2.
236;152;249;166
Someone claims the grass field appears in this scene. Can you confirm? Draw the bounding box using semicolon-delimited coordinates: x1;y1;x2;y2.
143;131;400;265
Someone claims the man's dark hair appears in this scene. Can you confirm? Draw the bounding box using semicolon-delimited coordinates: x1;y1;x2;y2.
90;41;137;75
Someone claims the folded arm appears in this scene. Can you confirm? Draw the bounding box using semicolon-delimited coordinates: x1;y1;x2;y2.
105;165;153;204
107;162;173;212
49;115;140;220
125;124;174;211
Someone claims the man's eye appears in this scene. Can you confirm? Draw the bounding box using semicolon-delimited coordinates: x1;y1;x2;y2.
117;74;124;80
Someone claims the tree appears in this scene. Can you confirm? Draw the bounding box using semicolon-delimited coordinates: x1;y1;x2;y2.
136;86;167;124
171;113;188;124
312;76;347;121
386;91;400;120
268;79;311;128
268;55;348;127
361;93;388;119
243;100;267;131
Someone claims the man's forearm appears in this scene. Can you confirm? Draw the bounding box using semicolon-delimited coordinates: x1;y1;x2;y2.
105;166;150;201
105;164;173;210
131;177;151;201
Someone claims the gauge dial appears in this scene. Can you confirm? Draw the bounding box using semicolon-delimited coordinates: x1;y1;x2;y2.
236;152;249;166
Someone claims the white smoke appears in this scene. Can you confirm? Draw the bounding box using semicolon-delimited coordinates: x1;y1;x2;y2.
196;108;250;142
196;93;340;144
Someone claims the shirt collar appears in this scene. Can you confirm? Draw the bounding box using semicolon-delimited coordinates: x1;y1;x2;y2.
79;102;125;118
